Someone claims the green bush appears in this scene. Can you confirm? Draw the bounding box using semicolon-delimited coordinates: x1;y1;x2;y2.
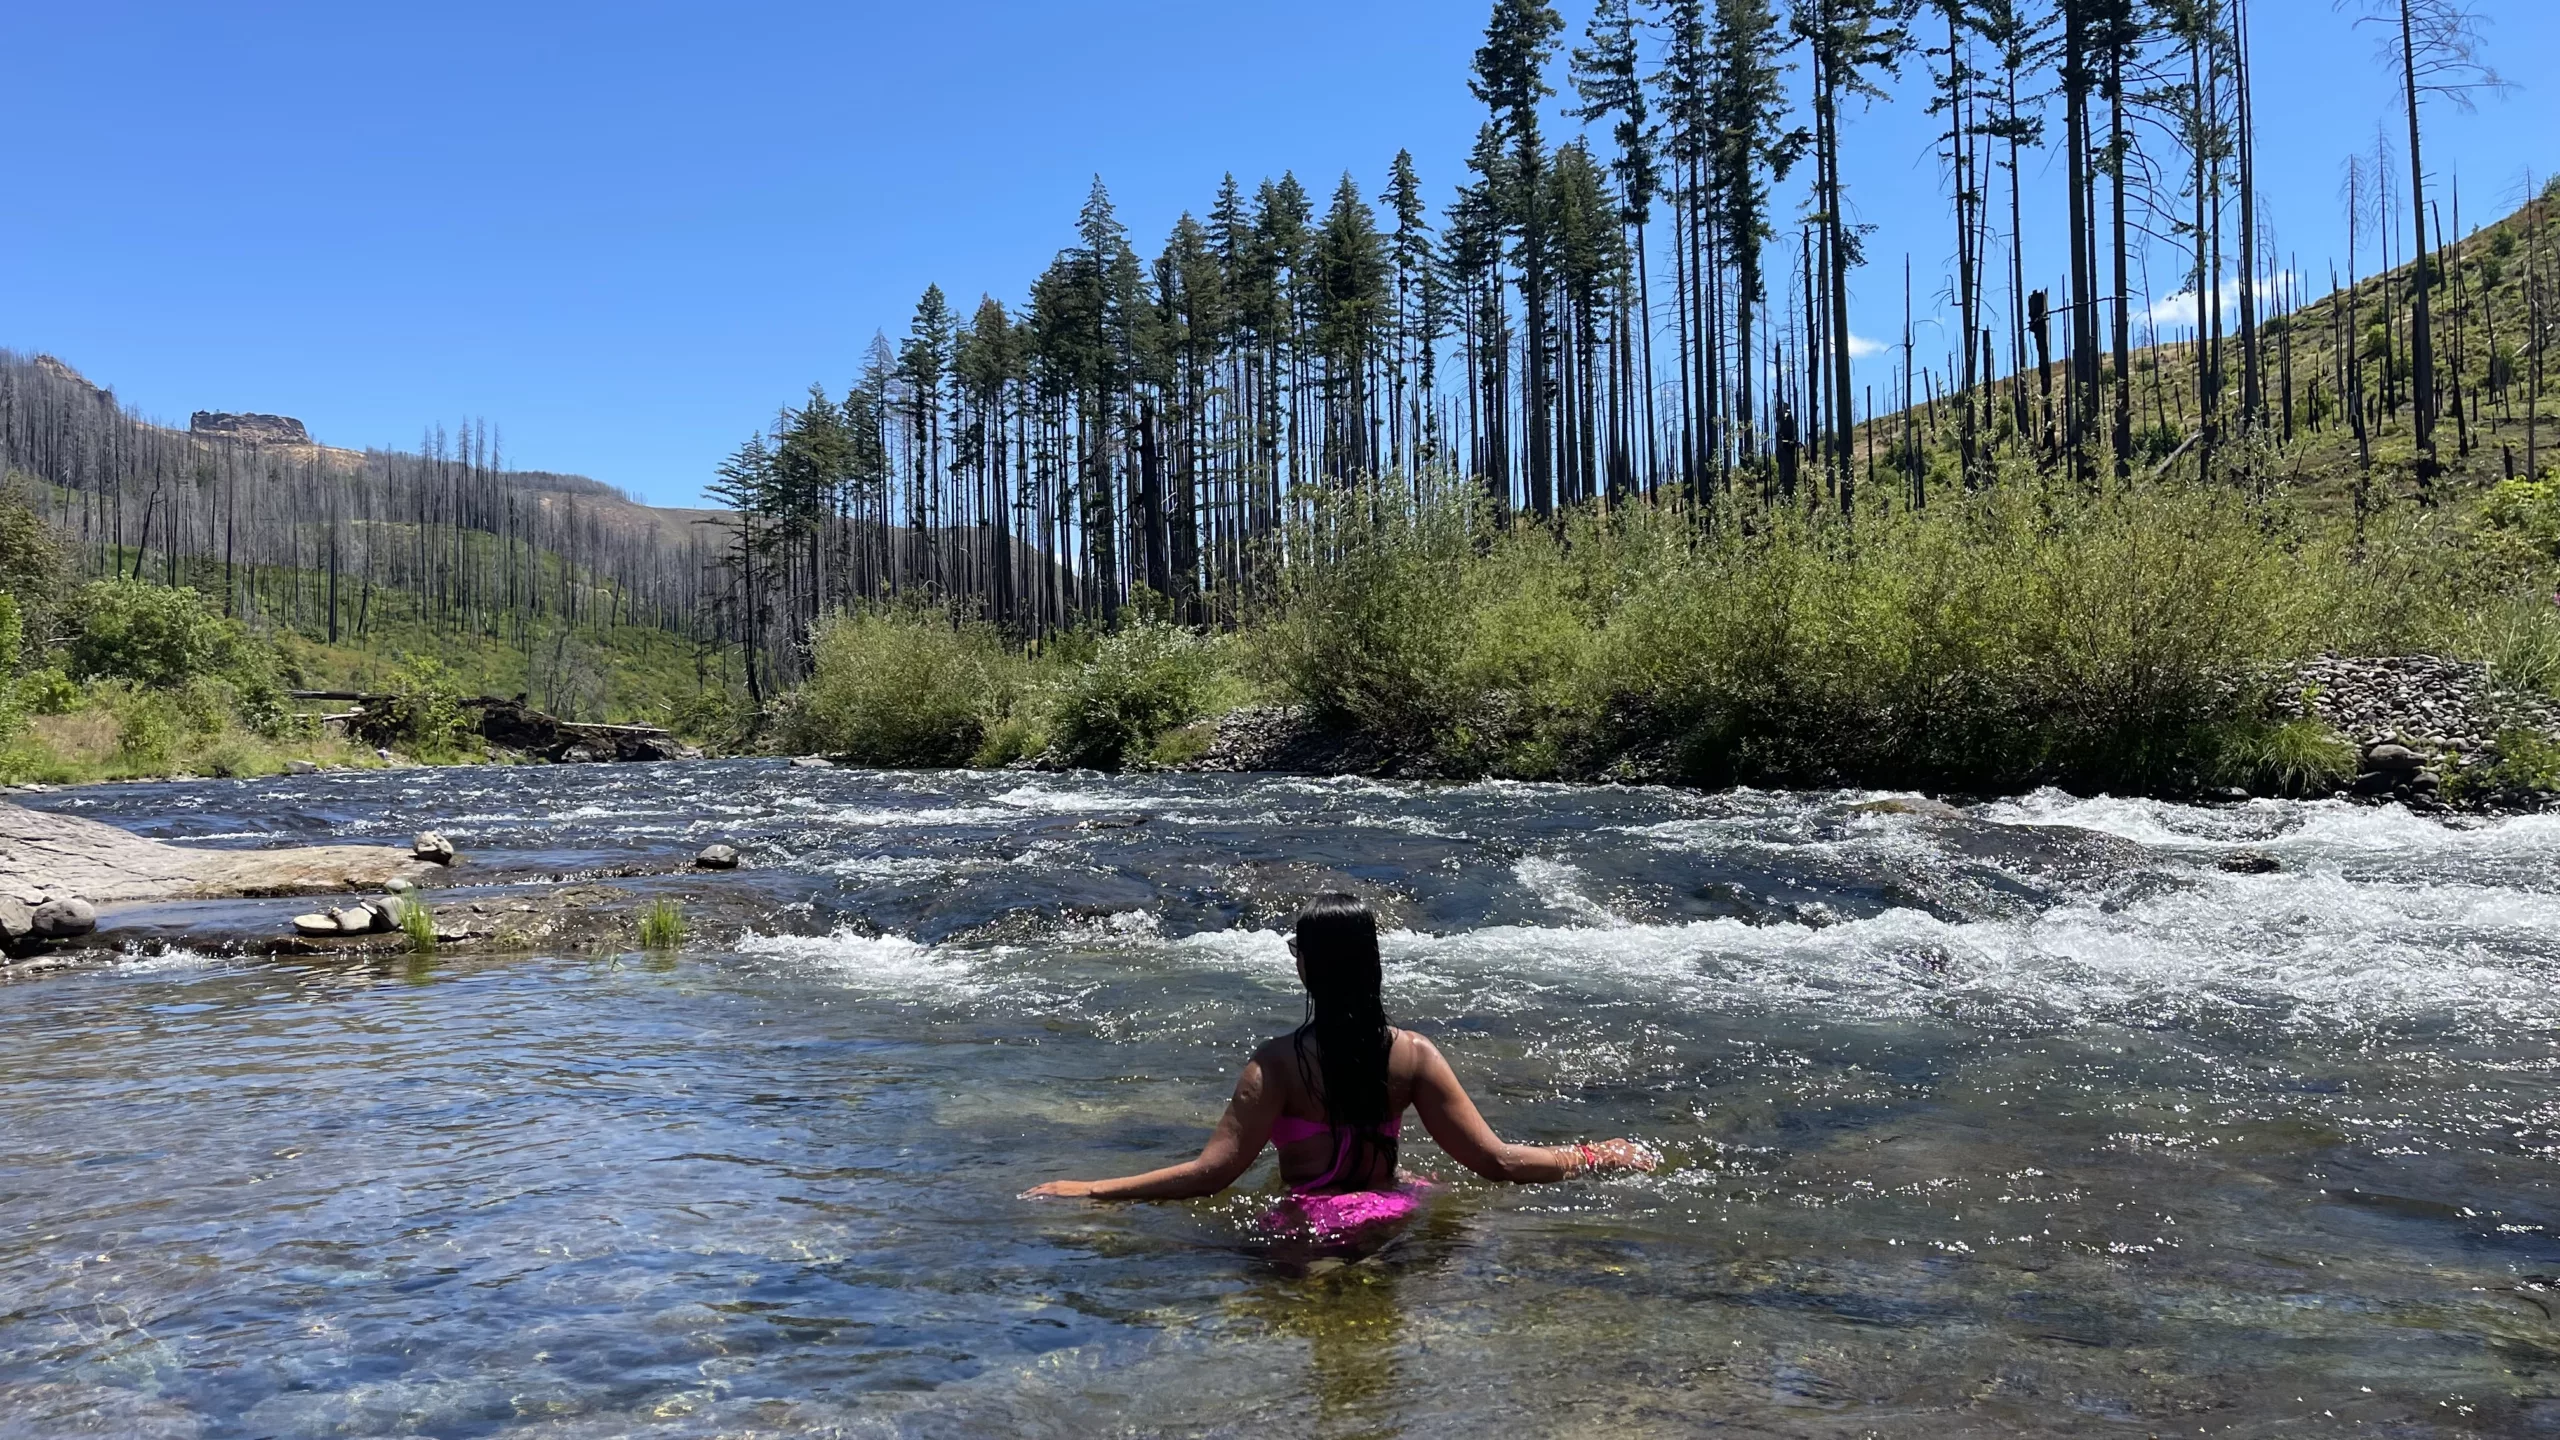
15;669;80;715
1253;473;2378;793
374;656;475;756
0;594;21;746
1049;620;1217;769
66;579;272;691
108;687;182;772
777;608;1023;766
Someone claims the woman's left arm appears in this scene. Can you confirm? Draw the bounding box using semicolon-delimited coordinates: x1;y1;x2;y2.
1023;1053;1281;1201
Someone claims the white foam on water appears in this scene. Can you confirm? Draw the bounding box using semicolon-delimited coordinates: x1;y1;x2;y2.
1166;925;1296;977
1511;857;1624;927
1346;862;2560;1034
819;855;951;882
109;947;231;976
733;930;990;1000
992;784;1175;814
1978;789;2560;872
808;804;1024;828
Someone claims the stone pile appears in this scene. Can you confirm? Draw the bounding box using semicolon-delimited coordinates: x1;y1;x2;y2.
0;892;97;955
2284;653;2560;811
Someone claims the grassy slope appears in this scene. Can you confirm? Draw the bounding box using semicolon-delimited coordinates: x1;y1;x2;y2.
1867;189;2560;513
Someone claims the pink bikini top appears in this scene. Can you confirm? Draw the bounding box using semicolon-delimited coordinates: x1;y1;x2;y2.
1271;1113;1404;1193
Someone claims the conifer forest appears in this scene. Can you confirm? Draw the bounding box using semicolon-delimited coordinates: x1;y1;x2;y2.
1;0;2543;710
689;0;2534;679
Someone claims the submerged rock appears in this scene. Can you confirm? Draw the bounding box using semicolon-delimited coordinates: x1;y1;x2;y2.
694;844;740;870
2218;850;2281;874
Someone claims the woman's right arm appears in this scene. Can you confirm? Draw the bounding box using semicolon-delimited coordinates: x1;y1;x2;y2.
1407;1034;1654;1182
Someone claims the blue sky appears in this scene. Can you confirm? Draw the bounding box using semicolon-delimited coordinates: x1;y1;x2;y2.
4;1;2554;506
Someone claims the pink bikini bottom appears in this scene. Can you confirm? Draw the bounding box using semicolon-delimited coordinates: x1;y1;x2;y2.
1260;1180;1432;1240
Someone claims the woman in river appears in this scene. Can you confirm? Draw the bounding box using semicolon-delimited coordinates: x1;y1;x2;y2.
1023;893;1654;1236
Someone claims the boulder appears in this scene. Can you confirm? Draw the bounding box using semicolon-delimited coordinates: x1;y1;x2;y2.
385;876;416;894
29;896;95;940
2217;850;2281;875
286;759;321;776
292;912;343;937
2409;769;2442;794
329;906;379;934
2349;771;2399;798
789;756;835;770
0;896;32;945
2364;742;2425;773
694;844;740;871
558;744;600;764
413;831;457;865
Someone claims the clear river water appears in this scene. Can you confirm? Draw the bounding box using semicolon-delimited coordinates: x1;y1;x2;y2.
2;762;2557;1437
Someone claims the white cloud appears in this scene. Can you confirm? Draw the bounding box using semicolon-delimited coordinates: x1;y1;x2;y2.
2140;271;2303;332
1847;333;1890;360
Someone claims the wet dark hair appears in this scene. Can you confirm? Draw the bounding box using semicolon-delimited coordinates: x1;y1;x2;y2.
1290;893;1395;1186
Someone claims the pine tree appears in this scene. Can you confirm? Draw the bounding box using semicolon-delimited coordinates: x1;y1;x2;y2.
1473;0;1568;517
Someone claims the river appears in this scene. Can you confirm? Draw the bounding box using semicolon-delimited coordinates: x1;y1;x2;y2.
1;762;2555;1436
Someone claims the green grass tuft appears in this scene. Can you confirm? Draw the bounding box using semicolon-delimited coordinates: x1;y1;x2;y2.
637;898;686;951
398;898;438;953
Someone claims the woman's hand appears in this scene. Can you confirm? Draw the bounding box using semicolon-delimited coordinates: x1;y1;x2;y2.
1021;1179;1099;1199
1582;1139;1658;1174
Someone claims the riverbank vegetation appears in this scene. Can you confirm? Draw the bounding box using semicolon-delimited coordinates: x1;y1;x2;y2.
770;466;2560;796
0;489;744;784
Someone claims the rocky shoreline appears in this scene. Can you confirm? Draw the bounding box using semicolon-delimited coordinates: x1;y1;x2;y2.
1184;652;2560;814
3;649;2553;972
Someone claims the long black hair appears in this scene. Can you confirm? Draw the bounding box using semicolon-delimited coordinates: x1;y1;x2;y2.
1290;893;1396;1184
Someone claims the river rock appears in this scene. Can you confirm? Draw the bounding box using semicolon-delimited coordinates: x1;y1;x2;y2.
330;905;379;934
292;912;342;936
2218;850;2281;874
3;800;435;905
0;895;32;945
385;876;416;894
2364;743;2425;773
559;744;600;764
413;831;457;865
286;759;321;776
29;896;95;940
694;844;740;870
2349;771;2399;798
790;756;835;769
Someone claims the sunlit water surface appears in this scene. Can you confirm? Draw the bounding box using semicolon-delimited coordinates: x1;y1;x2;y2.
3;763;2558;1436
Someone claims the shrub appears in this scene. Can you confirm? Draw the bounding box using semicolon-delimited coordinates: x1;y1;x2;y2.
777;608;1022;766
15;669;80;715
1256;474;2366;793
66;579;271;691
108;687;182;772
372;656;475;756
1048;621;1217;769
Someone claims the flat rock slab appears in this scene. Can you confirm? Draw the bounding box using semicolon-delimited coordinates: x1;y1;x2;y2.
0;802;439;903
